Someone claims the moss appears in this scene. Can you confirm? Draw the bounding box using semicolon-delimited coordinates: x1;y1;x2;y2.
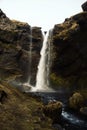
50;73;87;89
50;73;77;88
69;92;84;110
0;82;54;130
12;19;28;25
77;88;87;100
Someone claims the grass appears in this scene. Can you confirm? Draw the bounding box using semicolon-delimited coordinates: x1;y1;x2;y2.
0;82;54;130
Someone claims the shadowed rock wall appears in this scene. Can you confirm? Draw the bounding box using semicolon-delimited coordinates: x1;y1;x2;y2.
51;10;87;88
0;9;43;85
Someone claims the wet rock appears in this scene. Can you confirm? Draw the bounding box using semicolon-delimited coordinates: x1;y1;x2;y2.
82;1;87;11
53;124;63;130
69;92;84;110
43;101;63;120
44;31;47;35
80;107;87;116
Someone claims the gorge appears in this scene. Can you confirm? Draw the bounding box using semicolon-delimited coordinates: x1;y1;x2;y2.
0;2;87;130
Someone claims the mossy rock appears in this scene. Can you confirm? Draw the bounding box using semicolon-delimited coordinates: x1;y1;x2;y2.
50;73;77;88
43;101;63;120
80;107;87;116
69;92;84;110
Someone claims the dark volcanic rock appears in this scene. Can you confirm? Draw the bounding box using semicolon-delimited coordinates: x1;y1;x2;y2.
0;90;7;103
50;11;87;88
82;1;87;11
43;101;63;121
0;9;43;84
0;9;6;18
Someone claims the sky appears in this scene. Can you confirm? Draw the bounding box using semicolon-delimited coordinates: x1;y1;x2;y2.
0;0;86;31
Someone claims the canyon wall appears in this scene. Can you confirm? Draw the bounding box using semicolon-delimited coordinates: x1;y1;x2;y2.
51;9;87;88
0;9;43;84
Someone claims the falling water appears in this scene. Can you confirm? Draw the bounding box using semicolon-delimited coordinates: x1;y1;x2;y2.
22;27;33;91
33;30;53;91
22;29;54;92
35;32;48;90
28;26;32;84
46;29;53;86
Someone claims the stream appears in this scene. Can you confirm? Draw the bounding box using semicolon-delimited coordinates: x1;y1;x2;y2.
11;81;87;130
29;91;87;130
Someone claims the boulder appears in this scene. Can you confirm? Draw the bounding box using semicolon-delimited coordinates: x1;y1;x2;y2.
69;92;84;110
82;1;87;11
80;107;87;116
43;101;63;120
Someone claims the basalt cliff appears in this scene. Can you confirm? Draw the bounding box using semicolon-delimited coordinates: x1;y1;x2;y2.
51;4;87;90
0;5;87;90
0;9;43;85
0;2;87;130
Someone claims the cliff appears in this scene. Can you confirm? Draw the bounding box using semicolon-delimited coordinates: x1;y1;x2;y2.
0;9;43;85
51;9;87;88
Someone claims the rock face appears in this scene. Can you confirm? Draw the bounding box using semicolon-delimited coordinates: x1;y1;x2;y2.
50;11;87;88
82;1;87;11
0;9;43;85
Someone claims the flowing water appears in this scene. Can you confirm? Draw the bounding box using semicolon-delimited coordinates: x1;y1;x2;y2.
12;27;87;129
31;30;53;92
28;26;32;84
22;27;33;90
30;91;87;130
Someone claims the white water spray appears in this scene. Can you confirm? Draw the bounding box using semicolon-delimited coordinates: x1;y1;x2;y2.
31;30;53;92
22;29;54;92
35;32;49;90
22;27;33;91
46;29;53;86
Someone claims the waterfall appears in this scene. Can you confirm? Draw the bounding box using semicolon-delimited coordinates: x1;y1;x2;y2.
35;31;49;90
22;29;54;92
28;26;32;84
46;29;53;86
31;30;53;92
22;27;33;91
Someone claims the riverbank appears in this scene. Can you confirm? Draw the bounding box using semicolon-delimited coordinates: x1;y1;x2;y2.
29;90;87;130
0;81;54;130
